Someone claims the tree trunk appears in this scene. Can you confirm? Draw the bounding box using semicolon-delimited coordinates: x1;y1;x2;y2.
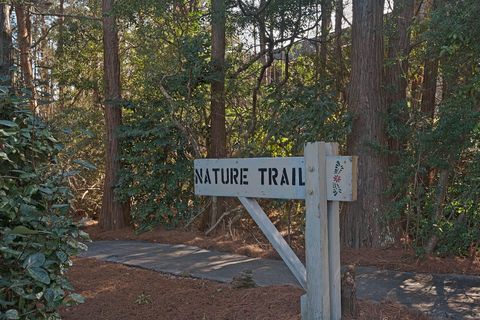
0;4;12;119
58;0;65;109
15;5;37;112
319;0;332;79
334;0;344;98
342;0;388;248
385;0;414;165
419;0;440;190
201;0;227;230
420;59;438;121
420;0;439;123
38;16;53;118
424;167;449;254
0;4;12;87
100;0;130;230
209;0;227;160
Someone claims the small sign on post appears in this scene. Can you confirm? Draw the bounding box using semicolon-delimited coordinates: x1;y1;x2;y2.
194;142;357;320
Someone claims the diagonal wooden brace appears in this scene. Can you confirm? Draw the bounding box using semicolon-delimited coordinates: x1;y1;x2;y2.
238;196;307;290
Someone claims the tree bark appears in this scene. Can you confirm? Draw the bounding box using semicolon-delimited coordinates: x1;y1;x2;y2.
0;4;12;119
334;0;344;98
100;0;130;230
15;5;37;112
0;4;13;87
424;167;449;254
209;0;227;160
202;0;227;230
420;0;439;124
58;0;65;109
38;16;53;118
420;59;438;121
419;0;440;190
319;0;332;79
385;0;414;165
342;0;389;248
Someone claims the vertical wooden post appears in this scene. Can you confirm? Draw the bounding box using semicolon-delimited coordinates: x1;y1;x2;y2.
304;142;330;320
326;143;341;320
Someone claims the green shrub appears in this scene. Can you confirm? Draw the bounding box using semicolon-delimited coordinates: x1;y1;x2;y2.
1;94;87;319
117;101;198;232
50;104;105;219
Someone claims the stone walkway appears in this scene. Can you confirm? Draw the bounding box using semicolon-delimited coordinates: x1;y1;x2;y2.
82;240;480;319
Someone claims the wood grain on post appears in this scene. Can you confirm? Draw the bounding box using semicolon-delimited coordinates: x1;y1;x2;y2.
326;143;341;320
304;142;330;320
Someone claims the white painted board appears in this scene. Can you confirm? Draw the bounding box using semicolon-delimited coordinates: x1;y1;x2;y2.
326;156;357;202
194;156;357;201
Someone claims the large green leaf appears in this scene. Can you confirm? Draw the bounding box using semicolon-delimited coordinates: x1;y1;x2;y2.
55;251;67;263
39;186;54;195
10;226;39;235
23;253;46;268
44;288;57;305
0;246;22;256
0;129;16;136
5;309;19;320
72;159;97;170
0;151;10;161
0;120;18;128
27;267;50;285
68;293;85;304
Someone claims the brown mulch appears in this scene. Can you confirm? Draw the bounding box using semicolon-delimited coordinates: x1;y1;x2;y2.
85;222;480;276
61;258;430;320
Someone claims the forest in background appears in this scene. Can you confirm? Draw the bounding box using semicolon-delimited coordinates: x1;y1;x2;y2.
1;0;480;317
2;0;480;253
1;0;480;280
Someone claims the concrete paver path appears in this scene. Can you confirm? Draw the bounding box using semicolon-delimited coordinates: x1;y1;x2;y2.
82;240;480;319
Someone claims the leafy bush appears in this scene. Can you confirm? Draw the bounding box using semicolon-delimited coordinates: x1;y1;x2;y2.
387;0;480;255
1;94;87;319
50;104;105;219
117;101;198;232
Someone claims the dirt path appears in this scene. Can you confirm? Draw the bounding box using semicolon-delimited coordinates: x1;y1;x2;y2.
81;240;480;319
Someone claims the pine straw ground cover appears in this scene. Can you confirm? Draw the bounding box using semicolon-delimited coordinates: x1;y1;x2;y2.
61;258;430;320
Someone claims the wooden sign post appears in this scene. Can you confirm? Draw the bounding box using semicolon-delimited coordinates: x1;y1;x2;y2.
194;142;357;320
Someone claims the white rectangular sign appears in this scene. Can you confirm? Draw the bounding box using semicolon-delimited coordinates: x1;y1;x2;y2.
194;156;357;201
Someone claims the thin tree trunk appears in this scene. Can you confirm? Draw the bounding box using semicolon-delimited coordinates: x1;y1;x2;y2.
418;0;440;191
0;4;13;119
209;0;227;160
203;0;227;230
58;0;65;109
38;16;52;118
342;0;388;248
100;0;130;230
15;5;37;112
334;0;344;99
385;0;414;166
420;0;439;123
319;0;332;79
0;4;13;87
421;59;438;121
424;167;449;254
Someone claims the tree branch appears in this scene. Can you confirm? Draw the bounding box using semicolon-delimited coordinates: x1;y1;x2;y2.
158;83;202;158
31;21;58;48
28;10;101;21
